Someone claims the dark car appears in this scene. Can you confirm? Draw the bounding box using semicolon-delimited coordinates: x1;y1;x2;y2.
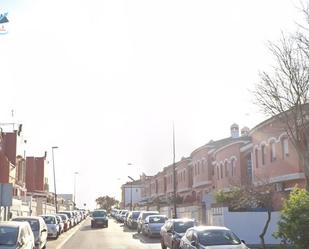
127;211;140;229
91;209;108;228
160;218;196;249
179;226;249;249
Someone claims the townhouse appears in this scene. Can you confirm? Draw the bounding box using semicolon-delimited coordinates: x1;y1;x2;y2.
122;117;306;212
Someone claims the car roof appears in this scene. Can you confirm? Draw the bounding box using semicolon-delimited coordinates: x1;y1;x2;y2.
171;218;195;222
0;221;28;228
141;210;159;213
147;215;166;218
192;225;230;231
40;214;56;217
12;216;42;221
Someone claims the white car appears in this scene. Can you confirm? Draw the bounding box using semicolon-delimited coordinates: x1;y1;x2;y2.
0;221;35;249
180;226;250;249
40;215;60;239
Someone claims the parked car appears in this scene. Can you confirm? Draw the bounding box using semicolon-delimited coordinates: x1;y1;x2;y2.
57;213;70;231
137;210;159;233
124;212;130;227
179;226;250;249
58;211;74;227
142;215;167;237
126;211;140;229
120;210;129;223
0;221;35;249
91;209;108;228
55;215;64;234
160;218;196;249
40;215;60;239
12;216;48;249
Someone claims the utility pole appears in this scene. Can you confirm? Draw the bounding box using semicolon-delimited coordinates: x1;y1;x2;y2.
52;146;59;213
173;123;177;218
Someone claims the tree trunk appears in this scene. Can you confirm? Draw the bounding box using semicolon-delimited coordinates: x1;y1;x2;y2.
259;210;271;249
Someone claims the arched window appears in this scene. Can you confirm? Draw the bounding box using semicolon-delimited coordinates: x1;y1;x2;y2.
255;148;259;168
217;166;220;180
231;158;236;177
220;163;223;179
270;140;276;162
225;161;228;177
261;144;266;165
281;137;289;159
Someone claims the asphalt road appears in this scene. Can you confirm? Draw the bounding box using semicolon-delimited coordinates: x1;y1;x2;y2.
47;218;162;249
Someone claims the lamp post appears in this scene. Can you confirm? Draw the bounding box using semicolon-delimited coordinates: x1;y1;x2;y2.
52;146;59;213
128;176;135;211
172;124;177;218
73;172;79;208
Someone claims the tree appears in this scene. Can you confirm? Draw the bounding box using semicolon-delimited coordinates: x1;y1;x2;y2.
95;195;119;212
275;188;309;249
254;8;309;190
215;184;275;249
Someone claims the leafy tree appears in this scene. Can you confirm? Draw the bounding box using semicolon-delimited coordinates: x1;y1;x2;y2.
95;195;119;212
275;188;309;249
215;184;275;249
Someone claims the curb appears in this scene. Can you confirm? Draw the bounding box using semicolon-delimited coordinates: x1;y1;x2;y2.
55;219;87;249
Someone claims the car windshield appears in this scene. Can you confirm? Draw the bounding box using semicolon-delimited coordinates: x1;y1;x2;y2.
149;216;166;223
42;216;56;224
174;221;195;233
60;212;71;218
0;226;18;246
59;215;67;221
132;212;140;219
198;229;241;246
13;219;39;231
142;213;157;219
92;211;106;217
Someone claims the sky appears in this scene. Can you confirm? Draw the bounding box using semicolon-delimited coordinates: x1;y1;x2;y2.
0;0;304;209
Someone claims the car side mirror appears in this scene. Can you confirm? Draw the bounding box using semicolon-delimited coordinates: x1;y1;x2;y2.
167;229;173;233
42;228;47;233
241;240;246;244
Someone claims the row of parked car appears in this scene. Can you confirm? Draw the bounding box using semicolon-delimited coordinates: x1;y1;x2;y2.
0;209;89;249
111;209;250;249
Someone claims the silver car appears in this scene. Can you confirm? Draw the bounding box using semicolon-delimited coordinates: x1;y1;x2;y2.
0;221;35;249
142;215;167;237
40;215;60;239
179;226;250;249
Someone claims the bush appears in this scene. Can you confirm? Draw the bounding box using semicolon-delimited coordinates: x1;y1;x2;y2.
275;188;309;249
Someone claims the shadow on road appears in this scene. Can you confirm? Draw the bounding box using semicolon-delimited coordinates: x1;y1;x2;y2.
132;233;160;244
80;225;108;231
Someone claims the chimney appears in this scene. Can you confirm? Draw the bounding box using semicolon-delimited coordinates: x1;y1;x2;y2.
241;126;250;136
230;123;239;138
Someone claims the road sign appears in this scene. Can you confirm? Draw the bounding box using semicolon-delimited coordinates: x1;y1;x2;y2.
0;183;13;206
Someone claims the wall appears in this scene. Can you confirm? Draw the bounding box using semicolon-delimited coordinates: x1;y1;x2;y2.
123;185;142;208
208;207;280;245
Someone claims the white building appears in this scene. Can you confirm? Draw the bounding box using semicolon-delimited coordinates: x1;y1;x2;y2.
121;181;143;209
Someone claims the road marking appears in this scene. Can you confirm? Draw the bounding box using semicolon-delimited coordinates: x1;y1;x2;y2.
55;220;86;249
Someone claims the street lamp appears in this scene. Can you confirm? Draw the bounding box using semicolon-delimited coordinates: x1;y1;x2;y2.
128;176;135;211
52;146;59;213
73;172;79;208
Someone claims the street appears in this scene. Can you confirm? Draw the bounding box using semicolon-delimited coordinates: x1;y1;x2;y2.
47;218;161;249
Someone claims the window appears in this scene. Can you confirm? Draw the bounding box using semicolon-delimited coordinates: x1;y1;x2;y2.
224;161;228;177
197;162;200;175
255;148;259;168
220;164;223;179
270;141;276;162
231;159;235;177
261;145;266;165
183;171;186;181
217;166;219;180
282;137;289;159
